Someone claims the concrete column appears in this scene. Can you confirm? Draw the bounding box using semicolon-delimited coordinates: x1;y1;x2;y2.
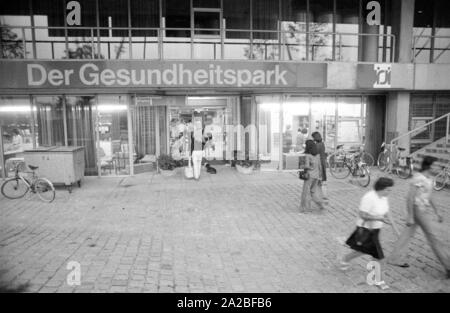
386;92;411;154
361;22;379;62
391;0;415;63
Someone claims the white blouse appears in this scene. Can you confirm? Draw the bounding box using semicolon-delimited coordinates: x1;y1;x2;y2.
356;190;389;229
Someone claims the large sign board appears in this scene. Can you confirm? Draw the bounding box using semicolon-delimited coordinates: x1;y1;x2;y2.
0;61;327;89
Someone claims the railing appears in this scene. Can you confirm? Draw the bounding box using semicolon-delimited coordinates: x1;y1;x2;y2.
0;25;395;62
390;112;450;151
412;35;450;63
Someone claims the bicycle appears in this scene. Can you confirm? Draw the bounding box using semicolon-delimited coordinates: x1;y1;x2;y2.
1;164;55;202
433;164;450;191
342;144;375;168
328;145;371;187
377;142;413;179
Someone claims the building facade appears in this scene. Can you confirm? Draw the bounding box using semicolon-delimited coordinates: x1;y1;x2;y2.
0;0;449;177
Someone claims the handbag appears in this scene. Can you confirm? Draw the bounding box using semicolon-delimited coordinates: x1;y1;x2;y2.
298;169;310;180
184;156;194;179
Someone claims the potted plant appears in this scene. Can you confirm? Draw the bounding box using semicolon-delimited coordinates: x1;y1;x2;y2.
157;154;179;177
235;159;260;174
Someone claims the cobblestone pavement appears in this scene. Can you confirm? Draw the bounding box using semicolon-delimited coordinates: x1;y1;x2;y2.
0;165;449;293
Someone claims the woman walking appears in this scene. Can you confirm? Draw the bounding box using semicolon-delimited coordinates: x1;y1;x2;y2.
339;177;400;289
300;140;325;212
312;132;328;200
387;156;450;279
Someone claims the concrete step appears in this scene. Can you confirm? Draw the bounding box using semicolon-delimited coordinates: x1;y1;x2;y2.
424;148;450;154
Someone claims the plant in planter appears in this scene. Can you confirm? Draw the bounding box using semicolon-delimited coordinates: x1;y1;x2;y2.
235;159;260;174
157;154;179;176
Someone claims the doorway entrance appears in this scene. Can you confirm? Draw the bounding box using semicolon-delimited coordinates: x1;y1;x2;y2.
168;97;233;163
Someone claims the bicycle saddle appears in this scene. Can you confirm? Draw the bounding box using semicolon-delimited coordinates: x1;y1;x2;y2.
28;165;39;171
397;147;406;151
336;144;344;150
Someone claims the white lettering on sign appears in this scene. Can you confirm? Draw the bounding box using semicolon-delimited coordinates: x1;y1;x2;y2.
79;63;99;85
26;63;290;87
66;1;81;26
27;64;74;86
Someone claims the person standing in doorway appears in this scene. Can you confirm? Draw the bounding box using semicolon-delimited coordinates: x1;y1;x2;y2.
312;132;328;200
300;140;325;212
387;156;450;279
191;112;204;180
9;129;24;152
339;177;400;289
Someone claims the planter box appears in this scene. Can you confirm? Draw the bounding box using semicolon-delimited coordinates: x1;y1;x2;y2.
236;164;254;174
159;168;178;177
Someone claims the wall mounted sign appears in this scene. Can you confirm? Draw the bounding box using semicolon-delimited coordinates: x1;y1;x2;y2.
0;60;327;90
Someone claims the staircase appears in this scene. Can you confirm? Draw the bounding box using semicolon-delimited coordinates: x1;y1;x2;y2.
391;112;450;172
410;137;450;171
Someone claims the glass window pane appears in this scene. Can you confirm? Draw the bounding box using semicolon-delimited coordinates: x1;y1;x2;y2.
311;96;336;151
280;0;308;61
413;0;434;63
32;0;65;37
224;0;250;39
164;0;190;37
281;96;309;170
33;96;65;147
193;0;220;8
66;96;97;176
337;97;365;146
99;0;129;37
0;96;33;175
194;11;220;36
252;0;278;40
0;1;31;59
336;0;360;62
256;95;281;171
130;0;159;36
97;95;130;176
433;0;450;63
132;96;167;164
310;0;333;61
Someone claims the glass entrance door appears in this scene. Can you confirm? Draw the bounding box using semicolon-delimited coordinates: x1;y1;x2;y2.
168;97;230;163
96;95;132;176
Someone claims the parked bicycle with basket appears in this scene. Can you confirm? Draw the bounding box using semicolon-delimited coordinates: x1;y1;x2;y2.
328;145;371;187
433;164;450;191
377;142;413;179
1;163;55;202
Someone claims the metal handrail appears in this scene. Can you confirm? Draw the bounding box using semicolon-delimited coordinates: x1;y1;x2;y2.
0;25;395;61
412;35;450;63
390;112;450;149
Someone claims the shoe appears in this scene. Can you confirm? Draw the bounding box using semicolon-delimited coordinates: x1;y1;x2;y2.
387;262;410;268
374;280;390;290
338;260;351;271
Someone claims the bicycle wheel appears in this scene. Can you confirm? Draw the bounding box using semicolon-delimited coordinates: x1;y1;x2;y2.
1;177;29;199
396;162;412;179
377;151;389;171
433;171;447;191
35;178;55;202
329;155;351;179
354;166;371;187
361;152;375;167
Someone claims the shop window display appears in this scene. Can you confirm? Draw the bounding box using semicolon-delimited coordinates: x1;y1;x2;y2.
0;97;34;176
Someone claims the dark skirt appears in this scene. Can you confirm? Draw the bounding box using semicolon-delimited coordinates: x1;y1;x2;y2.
346;227;384;260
